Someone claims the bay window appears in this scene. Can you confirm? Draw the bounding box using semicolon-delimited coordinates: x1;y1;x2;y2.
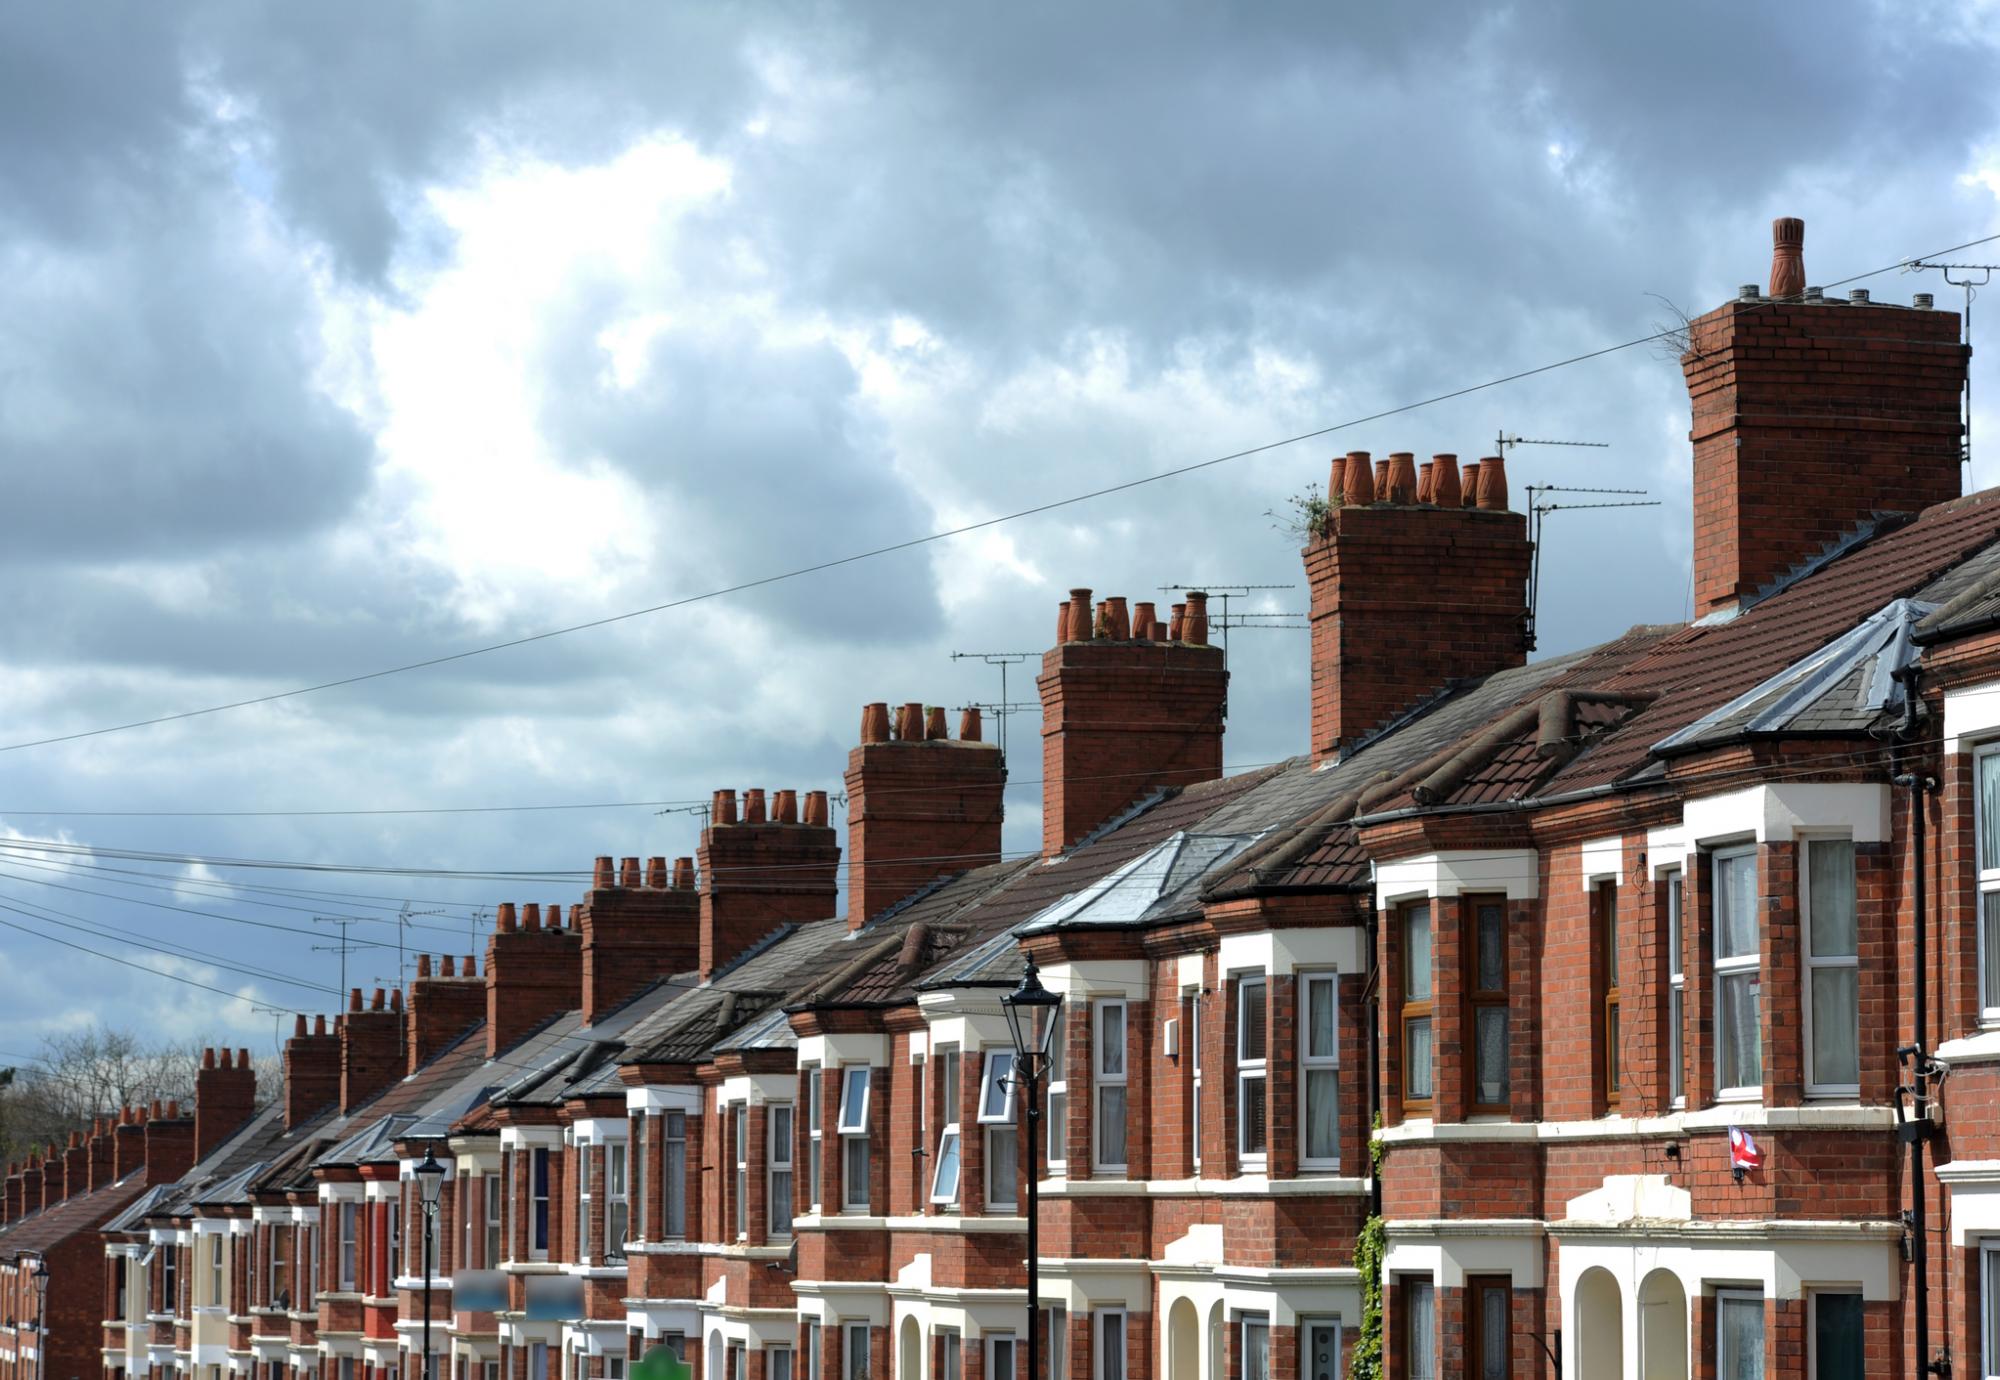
1805;839;1859;1096
931;1048;962;1208
269;1221;289;1304
338;1203;357;1290
1402;904;1434;1112
768;1105;794;1238
531;1148;551;1257
631;1118;647;1244
980;1050;1019;1211
1300;973;1338;1168
577;1145;593;1260
1236;977;1267;1165
1714;848;1762;1096
1092;1000;1128;1173
838;1067;871;1212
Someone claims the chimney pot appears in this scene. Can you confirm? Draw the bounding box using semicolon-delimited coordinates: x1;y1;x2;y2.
1094;600;1111;639
1416;460;1435;505
861;702;891;744
744;788;768;824
804;790;830;828
1056;602;1071;646
314;1014;327;1036
1106;596;1131;640
202;1047;217;1069
568;903;583;928
1327;452;1344;505
895;703;922;741
958;706;983;742
1769;216;1805;299
647;856;668;887
925;706;949;740
673;856;696;889
1169;603;1186;640
1373;458;1390;495
463;954;476;975
1343;451;1375;506
1915;292;1935;309
238;1047;250;1067
371;988;386;1011
1184;591;1210;646
1739;284;1761;301
416;954;432;978
349;987;363;1012
524;902;542;930
390;989;402;1012
441;955;456;977
1066;589;1093;644
1386;452;1418;504
1849;288;1870;304
1475;454;1509;511
1459;463;1480;507
497;901;517;932
713;790;738;825
1432;454;1462;508
166;1099;180;1118
620;856;641;887
775;789;799;824
294;1015;308;1038
1133;602;1158;640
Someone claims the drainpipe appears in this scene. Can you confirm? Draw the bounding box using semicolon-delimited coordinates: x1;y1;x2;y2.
1891;664;1942;1377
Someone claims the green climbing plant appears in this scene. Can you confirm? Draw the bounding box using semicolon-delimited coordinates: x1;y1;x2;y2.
1349;1213;1388;1380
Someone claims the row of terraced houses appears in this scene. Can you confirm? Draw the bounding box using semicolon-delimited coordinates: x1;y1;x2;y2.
7;219;2000;1378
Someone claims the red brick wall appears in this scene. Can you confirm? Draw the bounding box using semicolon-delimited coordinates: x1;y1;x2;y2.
697;808;839;978
844;729;1005;927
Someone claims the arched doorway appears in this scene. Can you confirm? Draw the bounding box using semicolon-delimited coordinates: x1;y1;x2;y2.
1637;1271;1688;1380
1575;1268;1623;1379
900;1318;923;1380
1168;1301;1199;1380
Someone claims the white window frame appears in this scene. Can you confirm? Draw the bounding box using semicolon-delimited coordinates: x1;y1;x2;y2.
1188;990;1203;1173
631;1116;648;1245
732;1105;749;1240
1981;1243;2000;1380
805;1324;821;1380
843;1323;870;1380
1296;1318;1342;1380
1299;972;1339;1172
605;1141;629;1261
662;1111;687;1238
931;1047;963;1208
1713;846;1763;1100
1092;1000;1129;1175
839;1067;872;1213
986;1334;1015;1380
1716;1288;1764;1380
768;1348;794;1380
1092;1311;1125;1380
1666;869;1685;1108
980;1050;1019;1212
1979;746;2000;1022
209;1232;224;1308
1806;1288;1862;1380
768;1104;794;1240
1239;1316;1269;1380
1043;1308;1067;1380
1236;976;1267;1169
338;1203;358;1290
1045;1007;1068;1172
531;1147;551;1258
575;1143;591;1264
1803;836;1861;1099
804;1065;823;1212
940;1331;962;1380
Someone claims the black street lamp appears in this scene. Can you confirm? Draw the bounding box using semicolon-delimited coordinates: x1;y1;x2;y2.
414;1143;449;1380
1003;960;1064;1380
29;1255;50;1380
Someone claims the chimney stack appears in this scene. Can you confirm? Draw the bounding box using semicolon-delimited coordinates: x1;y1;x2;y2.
283;1014;341;1130
194;1046;257;1160
87;1118;115;1191
406;954;488;1073
142;1103;195;1185
60;1132;86;1203
697;788;840;978
340;990;404;1113
579;854;699;1024
844;701;1006;928
1683;217;1967;615
1038;587;1229;854
485;898;584;1058
1305;447;1531;760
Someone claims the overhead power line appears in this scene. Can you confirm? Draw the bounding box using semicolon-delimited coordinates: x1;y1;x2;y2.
3;229;1995;761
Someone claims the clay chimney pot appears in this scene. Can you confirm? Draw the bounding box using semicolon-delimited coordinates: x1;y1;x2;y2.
861;702;891;744
620;856;641;887
416;954;432;979
1373;459;1390;495
497;901;517;932
958;706;983;742
293;1015;308;1038
371;987;386;1011
1476;454;1509;511
1416;460;1435;505
349;988;363;1012
743;789;767;824
896;703;924;741
1432;454;1462;509
592;856;614;888
1066;588;1093;644
1106;596;1131;641
1769;216;1805;299
1133;602;1157;640
925;706;948;740
202;1047;216;1069
774;789;799;824
712;789;738;826
1343;451;1375;506
804;790;830;828
1169;603;1186;641
673;857;696;889
1386;452;1418;504
314;1015;328;1036
441;955;456;977
524;902;542;931
1184;591;1210;646
646;856;668;888
1460;462;1481;507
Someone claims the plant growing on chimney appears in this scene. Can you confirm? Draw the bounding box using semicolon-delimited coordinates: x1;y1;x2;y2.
1267;481;1332;542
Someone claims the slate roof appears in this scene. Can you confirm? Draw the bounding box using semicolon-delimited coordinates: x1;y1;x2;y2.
0;1171;152;1261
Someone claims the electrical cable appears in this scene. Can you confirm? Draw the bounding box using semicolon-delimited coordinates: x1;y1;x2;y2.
3;230;1994;760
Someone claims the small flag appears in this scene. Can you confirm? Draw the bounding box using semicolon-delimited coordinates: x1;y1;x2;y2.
1729;1126;1762;1172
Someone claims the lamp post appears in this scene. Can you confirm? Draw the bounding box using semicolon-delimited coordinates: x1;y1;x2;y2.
29;1255;50;1380
1003;960;1064;1380
414;1143;449;1380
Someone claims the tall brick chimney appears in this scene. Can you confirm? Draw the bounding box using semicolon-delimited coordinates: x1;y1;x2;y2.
2;1166;19;1223
340;989;405;1113
485;902;584;1057
283;1015;341;1130
579;855;699;1023
86;1119;115;1191
112;1107;147;1181
194;1046;257;1160
58;1133;84;1202
1037;588;1230;854
843;702;1005;928
697;788;839;977
21;1157;43;1215
405;954;487;1072
1683;217;1967;616
142;1103;195;1185
1304;450;1532;761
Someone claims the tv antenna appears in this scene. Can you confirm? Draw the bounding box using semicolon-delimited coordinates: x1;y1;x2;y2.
949;652;1039;755
310;915;365;997
1498;432;1611;455
1525;485;1661;650
251;1001;291;1056
1902;257;1994;466
1156;584;1296;657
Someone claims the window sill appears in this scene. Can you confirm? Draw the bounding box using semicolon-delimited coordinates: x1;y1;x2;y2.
1936;1028;2000;1065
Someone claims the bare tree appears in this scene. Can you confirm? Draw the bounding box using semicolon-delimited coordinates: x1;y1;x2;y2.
0;1024;221;1167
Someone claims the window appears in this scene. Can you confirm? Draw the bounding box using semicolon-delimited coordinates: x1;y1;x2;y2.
734;1350;747;1380
1236;978;1267;1165
940;1332;962;1380
269;1222;289;1305
1240;1317;1269;1380
530;1344;549;1380
806;1324;821;1380
1298;1321;1341;1380
1466;1277;1510;1380
769;1105;794;1238
1045;1008;1068;1170
209;1233;224;1307
839;1068;872;1212
804;1066;823;1212
1717;1290;1764;1380
663;1112;687;1238
1805;840;1860;1095
1667;870;1686;1107
1983;1245;2000;1380
577;1144;592;1261
988;1335;1015;1380
338;1204;357;1290
932;1048;962;1207
769;1350;794;1380
605;1142;629;1259
1980;747;2000;1019
844;1324;870;1380
163;1244;178;1314
1465;899;1508;1112
1188;991;1203;1173
1040;1308;1067;1380
1300;973;1339;1167
1402;905;1434;1111
1093;1000;1128;1173
631;1119;648;1244
1093;1312;1125;1380
1403;1280;1435;1380
387;1199;400;1287
1598;883;1621;1109
532;1148;552;1256
912;1053;928;1205
1714;849;1762;1096
1809;1290;1861;1380
980;1051;1019;1212
733;1107;749;1239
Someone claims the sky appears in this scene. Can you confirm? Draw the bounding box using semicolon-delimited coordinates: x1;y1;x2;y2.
2;1;1999;1063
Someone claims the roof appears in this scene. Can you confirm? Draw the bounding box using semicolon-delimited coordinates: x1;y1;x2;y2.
616;918;856;1068
0;1172;152;1260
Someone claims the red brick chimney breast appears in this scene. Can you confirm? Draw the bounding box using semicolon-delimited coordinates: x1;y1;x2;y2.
697;789;839;977
578;855;698;1025
485;900;583;1058
194;1044;257;1160
844;702;1006;928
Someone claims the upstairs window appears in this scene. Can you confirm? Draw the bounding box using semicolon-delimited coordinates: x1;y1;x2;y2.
1300;973;1339;1168
631;1119;648;1245
268;1221;289;1305
1666;871;1685;1107
838;1067;872;1212
605;1142;629;1260
1805;839;1860;1096
662;1112;687;1238
1236;977;1268;1166
732;1107;749;1240
931;1048;963;1208
804;1065;823;1212
531;1148;552;1257
1714;848;1762;1097
1981;748;2000;1020
577;1145;593;1261
980;1051;1019;1212
1468;899;1508;1113
1189;991;1203;1173
768;1105;794;1239
1092;1000;1129;1173
1597;882;1621;1110
1045;1008;1068;1171
209;1233;224;1307
338;1204;358;1290
1402;904;1434;1113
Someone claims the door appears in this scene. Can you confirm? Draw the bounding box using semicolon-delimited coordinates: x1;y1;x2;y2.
1302;1323;1340;1380
1466;1277;1512;1380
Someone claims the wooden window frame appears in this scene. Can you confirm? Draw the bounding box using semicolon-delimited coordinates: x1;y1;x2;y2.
1596;881;1621;1111
1464;896;1509;1116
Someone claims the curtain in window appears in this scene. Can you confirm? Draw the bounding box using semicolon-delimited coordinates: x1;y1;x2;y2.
1981;754;2000;869
1719;1296;1764;1380
1809;842;1859;1086
1304;1070;1337;1161
1719;972;1761;1089
1474;1009;1508;1105
1406;1282;1435;1380
1405;1020;1433;1101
